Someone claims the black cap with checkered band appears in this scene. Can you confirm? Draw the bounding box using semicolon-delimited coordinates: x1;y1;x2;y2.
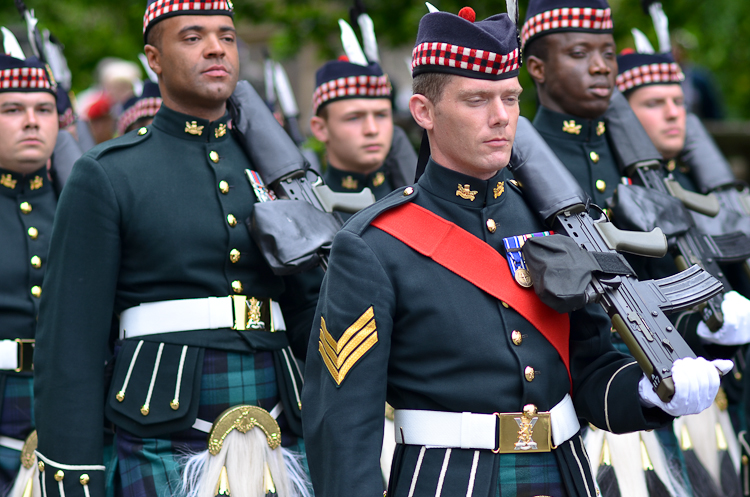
521;0;613;51
143;0;234;44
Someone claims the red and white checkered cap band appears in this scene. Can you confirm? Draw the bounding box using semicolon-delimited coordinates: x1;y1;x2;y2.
117;97;163;135
143;0;232;35
616;62;684;93
521;8;613;47
0;67;53;91
312;74;391;114
411;42;520;78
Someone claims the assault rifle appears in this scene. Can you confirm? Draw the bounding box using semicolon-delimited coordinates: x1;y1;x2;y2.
509;117;723;401
604;89;750;331
227;81;375;274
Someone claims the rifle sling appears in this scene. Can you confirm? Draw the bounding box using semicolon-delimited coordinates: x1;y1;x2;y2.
371;202;571;382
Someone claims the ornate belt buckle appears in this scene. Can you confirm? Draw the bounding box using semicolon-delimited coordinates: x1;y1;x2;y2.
493;405;551;454
15;339;34;373
231;296;275;331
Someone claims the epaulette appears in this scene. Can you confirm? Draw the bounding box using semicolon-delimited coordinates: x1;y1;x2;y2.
344;185;419;236
88;126;153;160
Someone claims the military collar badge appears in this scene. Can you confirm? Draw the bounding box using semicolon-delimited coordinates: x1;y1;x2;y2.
0;173;17;189
372;172;386;188
493;181;505;199
29;176;43;190
185;121;204;136
562;120;582;135
596;121;606;136
215;123;227;138
456;184;478;201
503;231;555;288
341;175;359;190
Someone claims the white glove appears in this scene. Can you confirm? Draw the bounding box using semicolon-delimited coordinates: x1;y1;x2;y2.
638;357;733;417
697;291;750;345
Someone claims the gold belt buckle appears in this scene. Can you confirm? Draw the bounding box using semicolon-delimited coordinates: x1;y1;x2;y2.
15;339;34;373
493;405;551;454
231;296;276;332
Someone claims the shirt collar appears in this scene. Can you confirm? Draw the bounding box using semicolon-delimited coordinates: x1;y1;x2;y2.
418;158;510;208
326;163;388;191
0;166;51;197
151;104;232;143
532;106;607;143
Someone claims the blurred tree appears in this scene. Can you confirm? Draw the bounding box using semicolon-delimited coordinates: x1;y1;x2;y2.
1;0;748;118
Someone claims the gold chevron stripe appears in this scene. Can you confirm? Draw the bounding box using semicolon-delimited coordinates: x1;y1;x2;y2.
318;307;378;385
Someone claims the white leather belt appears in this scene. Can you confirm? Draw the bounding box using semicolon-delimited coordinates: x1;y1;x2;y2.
394;393;579;452
0;339;34;372
119;296;286;339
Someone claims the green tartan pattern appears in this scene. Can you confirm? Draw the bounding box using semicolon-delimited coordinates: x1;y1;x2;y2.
495;451;566;497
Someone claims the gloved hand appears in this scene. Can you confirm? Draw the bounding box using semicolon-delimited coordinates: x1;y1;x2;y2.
638;357;733;416
697;291;750;345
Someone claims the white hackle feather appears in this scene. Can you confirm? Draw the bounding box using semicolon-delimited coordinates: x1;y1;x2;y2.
180;428;311;497
138;53;158;83
506;0;518;25
632;28;655;54
338;19;368;66
357;13;380;63
2;27;26;60
425;2;439;13
23;9;41;59
648;2;671;53
43;31;72;90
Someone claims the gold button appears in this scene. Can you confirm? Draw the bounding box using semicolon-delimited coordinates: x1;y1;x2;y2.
137;127;148;136
511;330;522;345
20;202;32;214
170;399;180;410
209;151;220;163
141;405;150;416
30;256;42;268
735;371;742;381
524;366;535;382
55;470;64;482
666;160;676;172
28;227;38;239
80;474;90;485
229;249;241;263
31;286;41;298
227;214;237;227
486;219;497;233
523;404;538;416
744;455;749;466
589;151;600;163
116;391;125;402
403;187;414;196
509;179;520;188
219;180;229;194
232;280;243;294
38;461;44;472
595;180;606;193
501;301;509;309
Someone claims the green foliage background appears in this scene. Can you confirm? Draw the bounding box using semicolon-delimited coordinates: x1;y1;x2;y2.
1;0;748;118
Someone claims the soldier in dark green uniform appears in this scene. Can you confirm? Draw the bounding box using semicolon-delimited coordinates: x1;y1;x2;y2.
301;6;729;497
33;2;319;497
0;52;58;491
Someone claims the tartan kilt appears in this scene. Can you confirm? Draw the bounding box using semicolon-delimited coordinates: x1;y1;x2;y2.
0;374;34;493
115;348;307;497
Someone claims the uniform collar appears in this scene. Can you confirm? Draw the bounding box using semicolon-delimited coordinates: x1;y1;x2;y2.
326;163;388;192
151;104;232;143
0;166;51;197
532;106;607;143
418;158;509;208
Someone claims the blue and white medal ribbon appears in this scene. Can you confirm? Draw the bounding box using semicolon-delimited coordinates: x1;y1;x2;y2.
502;231;554;288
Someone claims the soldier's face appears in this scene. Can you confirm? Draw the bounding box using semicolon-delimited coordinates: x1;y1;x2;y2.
150;15;239;112
411;75;521;180
534;32;616;119
0;92;58;174
628;84;686;160
310;98;393;174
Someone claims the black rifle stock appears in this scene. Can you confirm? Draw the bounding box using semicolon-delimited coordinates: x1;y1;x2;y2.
604;90;750;331
509;117;723;401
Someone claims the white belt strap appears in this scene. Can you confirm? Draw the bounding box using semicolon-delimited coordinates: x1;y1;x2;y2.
394;393;579;449
0;340;18;370
119;297;285;339
0;435;24;451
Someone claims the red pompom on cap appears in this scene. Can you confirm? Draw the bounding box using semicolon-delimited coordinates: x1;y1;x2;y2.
458;6;476;23
619;48;636;55
338;55;350;62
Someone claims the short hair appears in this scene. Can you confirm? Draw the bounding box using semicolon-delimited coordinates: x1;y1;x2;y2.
146;21;164;49
316;105;329;119
524;36;549;62
412;72;454;105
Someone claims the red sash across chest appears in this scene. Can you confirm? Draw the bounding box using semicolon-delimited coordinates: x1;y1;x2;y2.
371;202;571;383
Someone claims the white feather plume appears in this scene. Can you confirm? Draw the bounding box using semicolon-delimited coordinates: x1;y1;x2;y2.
23;9;41;58
631;28;655;54
138;53;158;83
648;2;671;53
338;19;368;66
2;27;26;60
506;0;518;25
357;13;380;63
425;2;439;13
